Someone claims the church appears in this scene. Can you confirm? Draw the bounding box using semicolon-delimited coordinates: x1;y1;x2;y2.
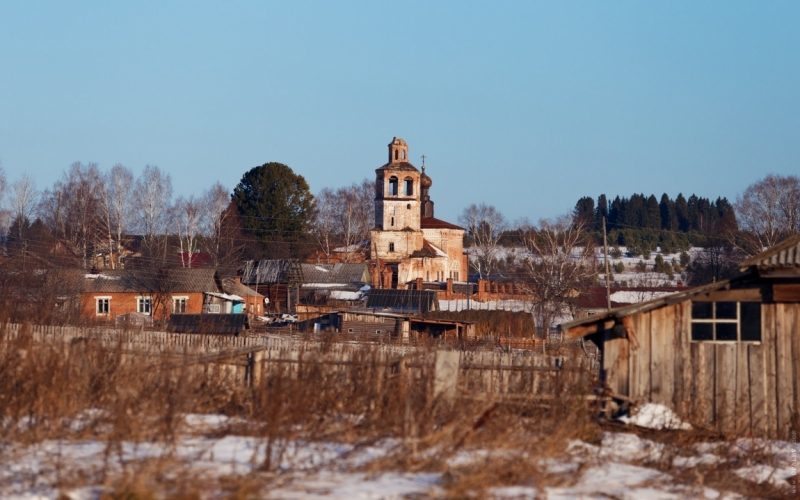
369;137;468;289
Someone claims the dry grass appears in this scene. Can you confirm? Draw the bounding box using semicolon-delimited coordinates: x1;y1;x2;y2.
0;325;795;498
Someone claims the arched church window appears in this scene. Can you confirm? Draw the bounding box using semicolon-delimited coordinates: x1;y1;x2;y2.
404;177;413;196
389;176;398;196
402;150;406;160
394;150;399;161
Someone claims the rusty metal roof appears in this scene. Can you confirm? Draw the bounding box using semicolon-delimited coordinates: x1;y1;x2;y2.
241;259;302;284
740;233;800;272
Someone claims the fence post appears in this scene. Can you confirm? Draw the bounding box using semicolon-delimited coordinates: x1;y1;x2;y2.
433;350;460;402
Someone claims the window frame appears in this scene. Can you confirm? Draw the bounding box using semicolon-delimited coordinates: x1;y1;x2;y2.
690;301;761;343
95;296;111;315
172;296;188;314
136;296;152;315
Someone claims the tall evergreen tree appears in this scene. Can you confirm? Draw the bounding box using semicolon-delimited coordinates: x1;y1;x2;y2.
645;194;660;229
595;194;608;231
574;196;595;228
675;193;690;232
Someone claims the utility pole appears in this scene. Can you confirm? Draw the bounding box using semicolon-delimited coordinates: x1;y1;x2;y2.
603;216;611;310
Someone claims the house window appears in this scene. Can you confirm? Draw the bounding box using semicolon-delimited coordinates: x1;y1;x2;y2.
137;297;151;315
691;301;761;342
96;297;110;315
173;297;187;313
389;242;395;252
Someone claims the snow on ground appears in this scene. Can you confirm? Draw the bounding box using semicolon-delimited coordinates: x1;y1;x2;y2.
617;403;693;430
2;413;797;499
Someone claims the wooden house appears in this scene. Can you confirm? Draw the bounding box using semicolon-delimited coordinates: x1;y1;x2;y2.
559;234;800;439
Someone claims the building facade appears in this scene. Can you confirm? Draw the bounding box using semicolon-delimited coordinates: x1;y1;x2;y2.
370;137;468;288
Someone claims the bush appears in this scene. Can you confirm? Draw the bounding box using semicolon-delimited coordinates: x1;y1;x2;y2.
635;260;647;272
609;246;622;259
613;261;625;273
680;251;690;267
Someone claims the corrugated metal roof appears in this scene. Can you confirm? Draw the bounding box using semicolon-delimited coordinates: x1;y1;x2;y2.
241;260;301;284
220;277;263;297
421;216;463;230
740;233;800;272
366;289;438;314
84;268;219;294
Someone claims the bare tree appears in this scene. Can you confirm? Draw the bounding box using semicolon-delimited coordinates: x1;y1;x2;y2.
174;195;202;267
102;164;135;268
459;203;507;279
515;214;597;334
735;174;800;254
311;187;337;262
201;182;240;267
311;179;374;263
7;174;39;260
134;165;173;261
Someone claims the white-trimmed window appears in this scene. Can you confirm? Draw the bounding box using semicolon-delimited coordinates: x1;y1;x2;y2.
691;301;761;342
173;296;188;313
96;297;110;315
207;304;221;314
137;296;152;315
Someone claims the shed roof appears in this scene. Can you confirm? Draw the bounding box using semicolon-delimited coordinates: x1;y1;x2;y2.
558;279;733;338
366;289;438;314
241;259;301;284
221;277;264;298
300;263;370;284
740;233;800;272
167;313;249;335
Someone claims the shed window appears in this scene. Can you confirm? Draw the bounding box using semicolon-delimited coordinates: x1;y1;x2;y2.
691;301;761;342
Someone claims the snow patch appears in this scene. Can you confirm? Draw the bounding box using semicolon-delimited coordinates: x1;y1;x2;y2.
618;403;692;430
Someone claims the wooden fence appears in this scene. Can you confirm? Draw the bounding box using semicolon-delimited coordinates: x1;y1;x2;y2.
2;323;599;401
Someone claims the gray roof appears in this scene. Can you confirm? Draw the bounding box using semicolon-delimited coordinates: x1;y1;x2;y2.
84;268;219;294
241;260;301;284
300;263;370;284
740;233;800;272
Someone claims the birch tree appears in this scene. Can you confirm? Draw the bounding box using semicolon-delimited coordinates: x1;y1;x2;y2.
201;182;240;266
134;165;173;261
102;164;135;268
174;195;202;267
459;203;507;279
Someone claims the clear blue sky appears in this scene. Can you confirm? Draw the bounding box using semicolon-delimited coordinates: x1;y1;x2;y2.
1;1;798;224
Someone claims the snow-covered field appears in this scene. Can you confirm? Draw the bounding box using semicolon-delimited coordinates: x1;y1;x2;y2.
3;408;796;499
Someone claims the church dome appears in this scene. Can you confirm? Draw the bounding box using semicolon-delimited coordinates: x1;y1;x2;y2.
420;171;433;189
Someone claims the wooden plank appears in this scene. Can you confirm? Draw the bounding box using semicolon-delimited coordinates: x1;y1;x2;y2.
690;342;715;427
748;343;767;437
735;343;751;435
763;304;778;439
715;343;737;435
792;304;800;438
694;288;762;302
603;335;620;394
629;311;651;402
673;302;692;419
775;303;796;440
650;307;675;406
772;284;800;302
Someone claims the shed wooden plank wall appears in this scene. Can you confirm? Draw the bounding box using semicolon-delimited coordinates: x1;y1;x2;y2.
604;301;800;439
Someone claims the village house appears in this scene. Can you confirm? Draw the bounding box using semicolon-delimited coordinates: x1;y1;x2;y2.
558;234;800;439
369;137;468;289
81;268;264;324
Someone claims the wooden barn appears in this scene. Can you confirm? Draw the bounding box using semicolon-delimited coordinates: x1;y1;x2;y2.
559;234;800;439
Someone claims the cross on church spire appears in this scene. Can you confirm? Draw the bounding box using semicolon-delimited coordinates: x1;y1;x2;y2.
421;154;426;171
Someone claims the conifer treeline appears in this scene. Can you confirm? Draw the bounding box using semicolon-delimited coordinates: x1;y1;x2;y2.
575;193;736;234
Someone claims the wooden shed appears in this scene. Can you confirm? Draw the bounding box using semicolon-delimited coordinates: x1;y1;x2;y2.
559;234;800;439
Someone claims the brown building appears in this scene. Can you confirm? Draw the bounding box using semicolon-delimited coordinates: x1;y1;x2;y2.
81;268;263;324
370;137;468;288
559;234;800;439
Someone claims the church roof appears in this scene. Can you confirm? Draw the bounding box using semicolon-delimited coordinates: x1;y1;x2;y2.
376;161;419;172
421;216;463;230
